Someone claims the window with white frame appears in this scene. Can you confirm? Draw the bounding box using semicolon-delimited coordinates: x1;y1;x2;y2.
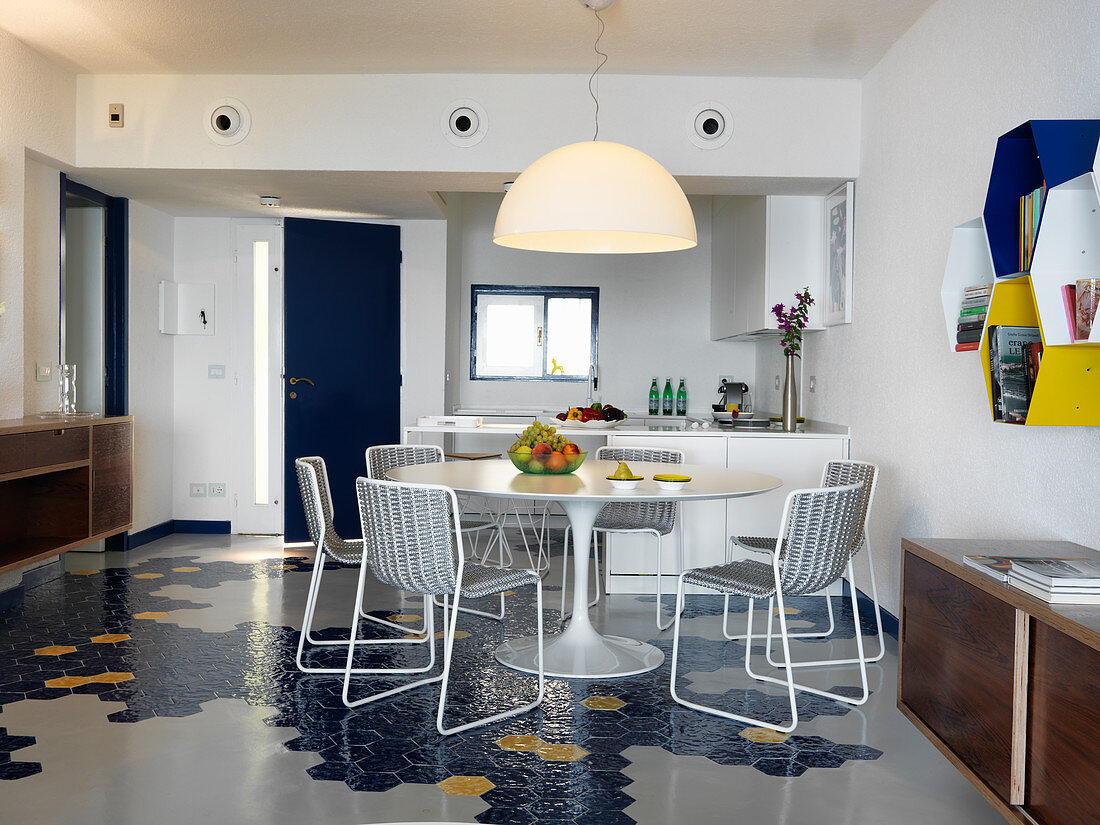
471;285;599;380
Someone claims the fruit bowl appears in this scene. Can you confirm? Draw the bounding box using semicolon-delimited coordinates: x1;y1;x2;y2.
508;449;587;475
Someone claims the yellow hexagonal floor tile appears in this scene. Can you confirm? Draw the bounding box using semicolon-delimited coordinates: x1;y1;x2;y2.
45;675;91;689
386;614;423;624
772;606;802;615
89;672;134;684
34;645;77;656
134;612;168;620
172;566;201;572
581;696;626;711
90;634;131;644
69;569;99;576
739;727;790;744
495;734;545;752
133;573;164;579
437;775;495;797
536;743;589;762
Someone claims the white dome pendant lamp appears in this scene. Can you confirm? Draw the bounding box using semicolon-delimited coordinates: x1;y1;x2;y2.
493;0;696;254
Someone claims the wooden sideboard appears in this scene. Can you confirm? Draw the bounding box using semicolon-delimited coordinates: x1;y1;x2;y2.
899;537;1100;825
0;416;133;575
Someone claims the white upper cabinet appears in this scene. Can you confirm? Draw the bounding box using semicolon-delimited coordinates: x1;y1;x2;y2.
710;195;825;340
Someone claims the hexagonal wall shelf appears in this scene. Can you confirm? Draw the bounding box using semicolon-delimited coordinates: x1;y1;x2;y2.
940;217;995;353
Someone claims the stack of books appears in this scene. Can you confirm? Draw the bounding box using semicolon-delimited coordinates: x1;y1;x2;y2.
988;324;1042;423
1019;183;1047;271
956;283;992;352
1007;557;1100;604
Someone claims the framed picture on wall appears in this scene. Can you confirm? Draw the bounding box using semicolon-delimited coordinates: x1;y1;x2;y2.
825;182;854;326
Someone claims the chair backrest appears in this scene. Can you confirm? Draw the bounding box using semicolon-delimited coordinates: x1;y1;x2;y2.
593;446;685;531
776;482;865;597
366;444;444;480
295;456;333;549
355;476;459;596
821;460;878;555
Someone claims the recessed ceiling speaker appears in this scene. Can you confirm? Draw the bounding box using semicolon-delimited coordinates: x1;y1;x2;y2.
204;97;252;146
688;101;733;149
442;99;488;147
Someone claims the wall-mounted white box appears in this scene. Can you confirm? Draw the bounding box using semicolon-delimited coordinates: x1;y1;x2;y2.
159;281;215;335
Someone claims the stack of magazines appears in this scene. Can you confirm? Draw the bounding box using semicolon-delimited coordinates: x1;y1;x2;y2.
1007;558;1100;604
964;554;1100;603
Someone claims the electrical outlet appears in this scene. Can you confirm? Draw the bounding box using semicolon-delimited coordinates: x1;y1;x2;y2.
189;483;207;498
36;362;52;382
208;482;226;498
774;374;781;390
809;375;817;393
208;364;226;379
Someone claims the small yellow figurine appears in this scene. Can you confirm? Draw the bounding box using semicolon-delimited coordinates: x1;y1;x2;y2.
550;358;565;375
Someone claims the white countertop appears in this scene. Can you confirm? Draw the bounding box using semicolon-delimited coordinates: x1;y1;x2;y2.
404;420;849;439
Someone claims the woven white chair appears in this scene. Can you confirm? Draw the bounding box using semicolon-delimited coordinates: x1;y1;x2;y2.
344;476;545;736
725;460;884;666
366;444;508;621
670;482;869;733
294;456;430;675
559;446;685;630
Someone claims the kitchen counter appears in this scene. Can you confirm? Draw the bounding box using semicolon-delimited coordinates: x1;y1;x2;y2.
406;419;848;439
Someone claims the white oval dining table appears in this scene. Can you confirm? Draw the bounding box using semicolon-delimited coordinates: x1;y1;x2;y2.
386;458;782;679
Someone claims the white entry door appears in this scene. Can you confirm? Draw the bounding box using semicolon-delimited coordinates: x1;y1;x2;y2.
232;223;284;534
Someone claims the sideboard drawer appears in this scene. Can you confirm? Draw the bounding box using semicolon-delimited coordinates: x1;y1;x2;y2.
0;433;25;474
24;428;90;468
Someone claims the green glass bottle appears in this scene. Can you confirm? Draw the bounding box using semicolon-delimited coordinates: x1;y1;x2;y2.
676;378;687;416
662;377;674;415
648;378;660;415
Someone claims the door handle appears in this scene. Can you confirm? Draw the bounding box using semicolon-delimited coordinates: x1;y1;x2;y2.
288;377;315;386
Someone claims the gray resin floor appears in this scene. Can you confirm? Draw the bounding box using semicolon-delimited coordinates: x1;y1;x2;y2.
0;532;1006;825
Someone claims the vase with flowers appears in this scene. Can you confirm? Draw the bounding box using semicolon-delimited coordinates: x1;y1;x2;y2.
771;287;814;432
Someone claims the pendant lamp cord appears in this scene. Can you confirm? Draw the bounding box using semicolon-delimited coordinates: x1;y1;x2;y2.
588;9;607;141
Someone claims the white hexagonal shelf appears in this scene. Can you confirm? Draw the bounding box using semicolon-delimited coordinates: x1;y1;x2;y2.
940;217;995;353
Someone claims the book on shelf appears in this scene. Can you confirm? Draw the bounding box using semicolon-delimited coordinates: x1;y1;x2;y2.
956;328;983;344
964;283;994;297
959;305;988;317
1018;184;1047;271
1008;575;1100;604
964;554;1095;583
959;313;986;326
1022;340;1043;399
1062;284;1078;342
955;342;980;352
988;325;1043;423
957;320;985;332
960;296;990;309
1009;557;1100;588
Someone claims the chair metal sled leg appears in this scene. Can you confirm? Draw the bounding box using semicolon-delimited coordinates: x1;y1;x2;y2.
437;579;545;736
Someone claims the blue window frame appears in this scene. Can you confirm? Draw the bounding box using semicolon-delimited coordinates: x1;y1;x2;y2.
470;285;599;381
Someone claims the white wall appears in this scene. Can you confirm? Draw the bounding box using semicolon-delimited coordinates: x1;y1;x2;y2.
75;74;860;181
1;27;75;419
804;0;1100;614
128;201;175;531
22;157;61;414
450;193;756;415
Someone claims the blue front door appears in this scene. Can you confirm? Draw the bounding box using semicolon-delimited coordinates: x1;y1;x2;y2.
283;217;401;542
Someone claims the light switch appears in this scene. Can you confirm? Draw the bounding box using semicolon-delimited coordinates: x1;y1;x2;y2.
208;364;226;379
189;483;207;498
108;103;124;128
36;362;52;382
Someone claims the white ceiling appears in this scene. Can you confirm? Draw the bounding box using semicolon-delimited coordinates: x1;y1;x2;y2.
10;0;932;219
0;0;932;79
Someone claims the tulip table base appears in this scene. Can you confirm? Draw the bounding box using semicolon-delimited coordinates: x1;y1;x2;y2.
494;498;665;679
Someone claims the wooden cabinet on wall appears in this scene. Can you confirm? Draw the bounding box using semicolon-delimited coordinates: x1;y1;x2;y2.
710;195;826;340
899;538;1100;825
0;416;133;575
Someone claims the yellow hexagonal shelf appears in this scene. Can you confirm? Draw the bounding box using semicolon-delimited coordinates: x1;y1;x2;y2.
581;696;626;711
437;775;495;796
34;645;77;656
91;634;131;644
536;743;589;762
495;734;545;752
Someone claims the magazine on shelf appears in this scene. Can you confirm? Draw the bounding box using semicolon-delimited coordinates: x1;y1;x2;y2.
963;554;1092;584
1008;575;1100;605
1008;557;1100;588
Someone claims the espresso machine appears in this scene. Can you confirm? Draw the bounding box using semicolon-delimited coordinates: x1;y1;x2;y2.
713;379;755;425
